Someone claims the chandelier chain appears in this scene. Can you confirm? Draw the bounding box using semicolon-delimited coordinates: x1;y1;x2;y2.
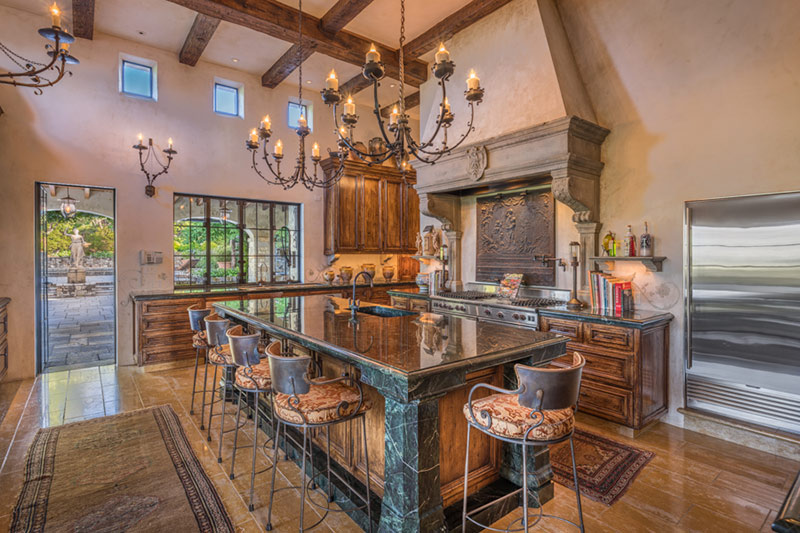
398;0;406;115
0;42;47;71
298;0;304;154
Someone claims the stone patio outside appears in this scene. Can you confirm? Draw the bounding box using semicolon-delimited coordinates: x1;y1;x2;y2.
45;276;115;371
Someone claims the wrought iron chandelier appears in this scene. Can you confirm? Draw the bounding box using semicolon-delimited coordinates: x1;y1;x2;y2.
132;134;177;197
0;3;79;94
246;0;346;190
321;0;484;171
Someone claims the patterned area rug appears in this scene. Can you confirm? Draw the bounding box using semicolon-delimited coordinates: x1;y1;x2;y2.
550;428;654;505
11;405;233;532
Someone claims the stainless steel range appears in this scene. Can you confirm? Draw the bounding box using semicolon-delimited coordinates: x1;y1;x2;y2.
430;284;568;330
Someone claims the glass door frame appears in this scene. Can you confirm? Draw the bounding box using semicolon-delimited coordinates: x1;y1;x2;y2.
35;182;117;374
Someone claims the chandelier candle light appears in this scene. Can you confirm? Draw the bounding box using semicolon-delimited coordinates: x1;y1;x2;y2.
246;0;345;190
0;3;79;93
320;0;484;172
132;134;177;197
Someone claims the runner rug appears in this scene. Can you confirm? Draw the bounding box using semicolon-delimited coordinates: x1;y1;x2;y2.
11;405;234;532
550;428;655;505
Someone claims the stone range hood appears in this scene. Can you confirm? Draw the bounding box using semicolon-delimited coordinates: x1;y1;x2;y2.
413;0;610;291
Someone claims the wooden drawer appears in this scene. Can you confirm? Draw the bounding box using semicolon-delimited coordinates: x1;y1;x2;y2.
584;323;635;352
141;298;203;316
551;348;633;388
141;345;196;365
577;381;632;425
539;317;582;341
409;299;430;313
141;330;194;350
390;296;410;309
141;313;192;332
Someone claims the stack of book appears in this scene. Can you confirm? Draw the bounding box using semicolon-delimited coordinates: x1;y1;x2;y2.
589;271;634;314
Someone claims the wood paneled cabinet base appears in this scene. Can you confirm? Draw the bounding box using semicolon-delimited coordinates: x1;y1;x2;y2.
540;316;669;430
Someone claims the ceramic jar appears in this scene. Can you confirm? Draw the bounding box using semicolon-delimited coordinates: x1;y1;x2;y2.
339;266;354;284
361;263;376;279
322;269;335;284
382;265;395;281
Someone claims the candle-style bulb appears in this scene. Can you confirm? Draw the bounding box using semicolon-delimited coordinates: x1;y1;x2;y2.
329;69;337;80
167;137;173;148
137;133;143;144
366;43;380;63
435;43;451;64
50;3;61;27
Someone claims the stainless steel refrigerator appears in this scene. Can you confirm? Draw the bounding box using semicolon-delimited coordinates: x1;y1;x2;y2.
685;191;800;434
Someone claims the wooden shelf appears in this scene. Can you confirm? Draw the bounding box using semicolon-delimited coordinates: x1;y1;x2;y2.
590;256;666;272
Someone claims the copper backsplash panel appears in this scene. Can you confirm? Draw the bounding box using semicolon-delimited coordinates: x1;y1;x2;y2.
476;189;555;286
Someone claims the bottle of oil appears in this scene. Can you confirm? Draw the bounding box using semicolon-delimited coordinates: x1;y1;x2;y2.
623;225;637;257
640;222;653;257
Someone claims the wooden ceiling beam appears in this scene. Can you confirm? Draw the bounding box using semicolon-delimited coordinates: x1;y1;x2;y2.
167;0;427;85
342;0;512;97
380;91;421;118
261;0;373;88
403;0;513;61
179;13;221;66
71;0;95;40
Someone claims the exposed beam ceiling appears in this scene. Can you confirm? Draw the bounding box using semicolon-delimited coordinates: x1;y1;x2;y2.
340;0;512;96
167;0;428;86
71;0;95;40
380;91;421;118
261;0;373;88
179;14;221;66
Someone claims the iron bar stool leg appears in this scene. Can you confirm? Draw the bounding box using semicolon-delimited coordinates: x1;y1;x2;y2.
217;374;228;463
461;423;472;533
207;365;218;442
249;391;260;512
300;427;308;533
522;441;529;532
190;346;201;415
309;429;316;490
199;352;210;430
570;436;585;532
362;415;373;532
326;427;333;503
229;390;243;480
265;420;282;531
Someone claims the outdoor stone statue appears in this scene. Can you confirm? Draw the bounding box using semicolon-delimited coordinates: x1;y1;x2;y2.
68;229;89;268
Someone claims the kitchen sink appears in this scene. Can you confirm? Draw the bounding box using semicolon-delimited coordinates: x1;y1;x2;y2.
353;306;417;318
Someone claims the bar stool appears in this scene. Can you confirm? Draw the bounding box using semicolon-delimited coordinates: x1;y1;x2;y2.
226;326;277;511
204;314;239;460
187;304;212;423
265;351;373;532
462;352;586;532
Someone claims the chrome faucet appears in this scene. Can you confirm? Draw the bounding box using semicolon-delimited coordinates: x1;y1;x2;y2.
350;270;374;319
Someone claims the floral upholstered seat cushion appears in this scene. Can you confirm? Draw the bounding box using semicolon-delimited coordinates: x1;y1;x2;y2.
192;331;207;348
274;382;371;425
463;394;574;441
235;359;271;390
208;344;233;365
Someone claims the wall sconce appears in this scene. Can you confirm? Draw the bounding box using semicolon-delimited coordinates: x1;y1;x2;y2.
567;241;583;309
133;133;177;197
59;187;78;219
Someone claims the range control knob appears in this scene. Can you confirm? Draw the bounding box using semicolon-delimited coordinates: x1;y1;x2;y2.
484;309;491;315
497;312;504;318
512;314;520;319
458;305;465;311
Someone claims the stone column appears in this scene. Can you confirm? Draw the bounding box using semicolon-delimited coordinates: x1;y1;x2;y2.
379;396;446;533
443;229;463;291
576;221;602;289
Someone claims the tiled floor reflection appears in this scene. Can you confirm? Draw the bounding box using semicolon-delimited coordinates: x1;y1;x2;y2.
0;363;797;532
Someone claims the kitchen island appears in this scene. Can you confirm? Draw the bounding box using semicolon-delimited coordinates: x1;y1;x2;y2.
214;295;567;532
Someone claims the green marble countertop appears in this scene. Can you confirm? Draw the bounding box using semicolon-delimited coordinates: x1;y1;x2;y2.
386;288;429;300
214;295;565;380
129;281;416;301
538;306;673;328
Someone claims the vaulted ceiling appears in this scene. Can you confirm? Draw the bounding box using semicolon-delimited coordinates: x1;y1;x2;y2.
1;0;512;112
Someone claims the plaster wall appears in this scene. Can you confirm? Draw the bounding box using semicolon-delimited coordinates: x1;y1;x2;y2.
420;0;800;426
0;4;416;380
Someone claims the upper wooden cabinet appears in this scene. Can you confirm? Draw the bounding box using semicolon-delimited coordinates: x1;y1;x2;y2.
322;158;419;255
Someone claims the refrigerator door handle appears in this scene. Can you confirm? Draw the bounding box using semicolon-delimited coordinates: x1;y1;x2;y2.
684;205;693;369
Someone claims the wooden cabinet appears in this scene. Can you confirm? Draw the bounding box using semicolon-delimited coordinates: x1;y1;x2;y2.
322;158;418;255
390;294;430;313
539;315;669;430
0;298;8;381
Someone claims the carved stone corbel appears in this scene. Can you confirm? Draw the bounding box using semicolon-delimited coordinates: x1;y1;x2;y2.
419;192;463;291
